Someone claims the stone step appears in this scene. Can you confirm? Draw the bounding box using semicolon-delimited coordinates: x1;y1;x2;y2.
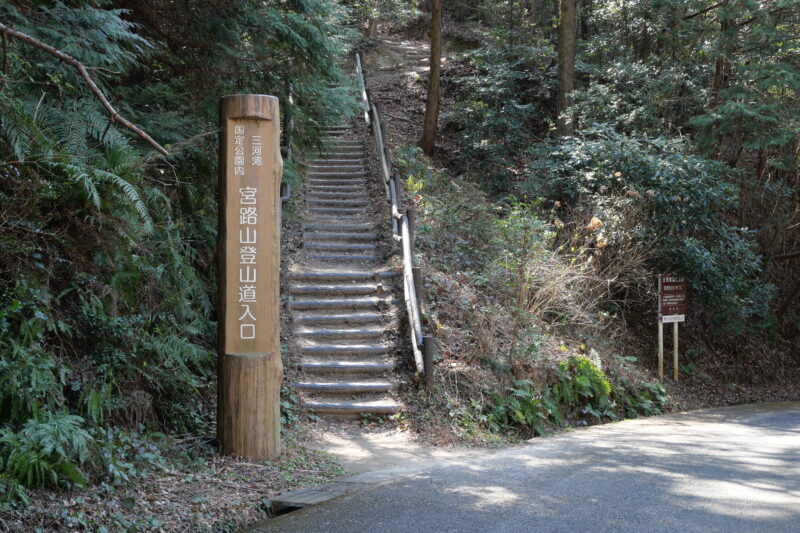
304;231;377;241
297;327;384;339
308;198;370;207
303;223;374;232
293;311;383;325
290;297;392;310
293;381;393;394
289;283;380;296
300;360;393;374
305;242;376;252
302;400;401;415
287;270;395;281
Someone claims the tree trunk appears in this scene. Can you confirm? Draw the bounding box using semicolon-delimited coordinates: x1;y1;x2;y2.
419;0;442;156
710;15;733;109
580;0;592;39
366;18;378;38
557;0;576;136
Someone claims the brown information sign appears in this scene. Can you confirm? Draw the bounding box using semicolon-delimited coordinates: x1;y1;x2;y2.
217;95;283;460
658;274;686;323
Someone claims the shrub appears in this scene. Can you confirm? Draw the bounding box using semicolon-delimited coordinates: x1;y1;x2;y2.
523;124;773;330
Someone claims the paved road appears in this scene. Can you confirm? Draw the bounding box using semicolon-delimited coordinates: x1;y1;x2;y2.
252;403;800;532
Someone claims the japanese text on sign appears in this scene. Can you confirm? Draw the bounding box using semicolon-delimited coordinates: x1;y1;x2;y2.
233;123;267;340
659;274;687;323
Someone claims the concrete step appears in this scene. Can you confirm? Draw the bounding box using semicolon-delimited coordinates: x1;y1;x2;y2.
309;207;366;215
287;270;395;281
315;148;366;154
302;400;401;415
303;223;374;232
290;297;392;311
307;164;364;172
308;187;366;195
307;192;370;199
293;311;383;325
300;360;393;374
308;159;364;165
324;139;363;145
297;327;384;339
289;283;380;296
299;343;389;356
304;231;377;241
308;171;366;178
306;253;376;262
308;179;367;187
293;381;394;394
305;242;376;252
308;198;370;207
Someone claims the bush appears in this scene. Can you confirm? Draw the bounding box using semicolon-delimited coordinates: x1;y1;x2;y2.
0;413;92;504
443;43;555;191
523;124;773;330
487;355;667;437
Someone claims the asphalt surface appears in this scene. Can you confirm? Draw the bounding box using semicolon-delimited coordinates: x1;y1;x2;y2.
250;403;800;532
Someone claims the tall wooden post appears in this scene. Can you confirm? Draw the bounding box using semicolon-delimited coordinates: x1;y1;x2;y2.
218;95;283;459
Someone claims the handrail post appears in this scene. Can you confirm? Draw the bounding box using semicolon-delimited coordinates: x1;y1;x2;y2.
413;265;423;308
423;336;435;392
407;207;416;252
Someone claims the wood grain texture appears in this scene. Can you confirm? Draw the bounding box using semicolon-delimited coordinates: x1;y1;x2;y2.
217;94;283;459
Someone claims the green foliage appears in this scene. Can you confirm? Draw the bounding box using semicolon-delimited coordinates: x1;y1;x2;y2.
0;0;358;505
0;412;92;504
524;124;773;329
487;356;666;437
486;380;558;436
552;356;614;421
444;43;554;191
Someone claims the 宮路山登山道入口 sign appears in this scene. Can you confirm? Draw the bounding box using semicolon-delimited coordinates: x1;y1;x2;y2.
218;95;282;460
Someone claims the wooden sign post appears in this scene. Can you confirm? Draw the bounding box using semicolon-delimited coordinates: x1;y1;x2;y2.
217;95;283;459
658;274;686;381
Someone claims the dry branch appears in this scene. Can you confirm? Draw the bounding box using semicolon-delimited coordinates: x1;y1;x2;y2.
0;22;169;156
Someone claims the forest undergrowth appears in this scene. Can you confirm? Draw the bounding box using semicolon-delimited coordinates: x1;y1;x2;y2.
367;4;800;445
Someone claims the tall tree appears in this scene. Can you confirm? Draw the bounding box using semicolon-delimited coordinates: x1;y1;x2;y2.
419;0;442;155
556;0;576;136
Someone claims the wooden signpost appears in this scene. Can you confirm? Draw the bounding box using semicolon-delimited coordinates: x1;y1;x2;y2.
217;95;283;459
658;274;686;381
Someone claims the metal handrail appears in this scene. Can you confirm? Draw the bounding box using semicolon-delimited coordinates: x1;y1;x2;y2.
355;53;426;375
355;53;371;126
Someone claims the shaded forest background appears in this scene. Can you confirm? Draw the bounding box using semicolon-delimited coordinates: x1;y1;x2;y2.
0;0;798;520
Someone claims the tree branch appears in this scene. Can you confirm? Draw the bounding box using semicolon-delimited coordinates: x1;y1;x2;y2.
0;22;169;156
683;1;727;21
2;32;7;76
773;250;800;261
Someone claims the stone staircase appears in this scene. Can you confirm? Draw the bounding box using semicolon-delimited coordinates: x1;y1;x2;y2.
287;123;402;417
380;37;432;71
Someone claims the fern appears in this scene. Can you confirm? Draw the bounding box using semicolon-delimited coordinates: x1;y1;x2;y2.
0;412;92;501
